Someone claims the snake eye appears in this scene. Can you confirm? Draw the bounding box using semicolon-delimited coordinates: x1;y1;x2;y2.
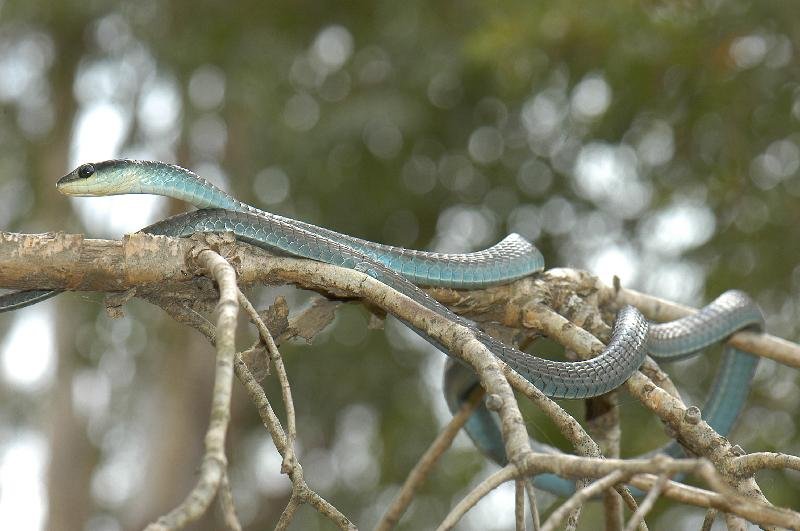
77;163;95;179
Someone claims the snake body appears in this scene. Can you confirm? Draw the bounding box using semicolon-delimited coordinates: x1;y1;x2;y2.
47;160;650;400
141;208;650;399
444;290;762;496
0;159;763;496
0;289;60;312
59;160;545;288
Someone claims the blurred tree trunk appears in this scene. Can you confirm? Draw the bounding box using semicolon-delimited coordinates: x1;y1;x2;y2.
45;305;97;531
129;326;215;529
38;19;94;531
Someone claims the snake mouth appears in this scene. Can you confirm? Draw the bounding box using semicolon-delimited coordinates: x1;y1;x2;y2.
56;172;102;196
56;170;84;194
55;171;76;187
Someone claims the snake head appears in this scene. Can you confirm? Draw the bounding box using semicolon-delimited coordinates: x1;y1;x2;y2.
57;160;142;196
56;160;133;196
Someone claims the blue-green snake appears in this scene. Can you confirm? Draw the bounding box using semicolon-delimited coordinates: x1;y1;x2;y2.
0;160;763;496
444;290;761;496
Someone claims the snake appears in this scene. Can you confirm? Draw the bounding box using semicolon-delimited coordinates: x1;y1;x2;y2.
0;159;762;495
42;160;650;400
444;290;762;496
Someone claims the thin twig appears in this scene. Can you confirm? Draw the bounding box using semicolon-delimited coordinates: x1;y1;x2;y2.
701;508;718;531
732;452;800;477
586;391;623;531
622;474;668;531
523;479;541;531
564;479;587;531
541;471;627;531
515;479;525;531
628;473;798;529
614;486;645;531
275;494;302;531
145;249;239;530
437;466;517;531
218;471;242;531
376;386;484;531
232;354;356;530
233;354;288;450
238;290;299;473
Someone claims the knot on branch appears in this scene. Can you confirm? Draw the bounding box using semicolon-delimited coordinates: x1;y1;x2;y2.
684;406;702;425
486;394;503;411
105;288;137;319
188;232;242;276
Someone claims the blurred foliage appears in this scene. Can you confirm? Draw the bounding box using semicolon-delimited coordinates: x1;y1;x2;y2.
0;0;799;529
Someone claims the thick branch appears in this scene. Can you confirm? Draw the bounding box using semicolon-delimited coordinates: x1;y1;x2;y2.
0;232;194;291
3;232;797;372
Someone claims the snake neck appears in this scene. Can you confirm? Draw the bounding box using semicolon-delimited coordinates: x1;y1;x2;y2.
130;161;248;212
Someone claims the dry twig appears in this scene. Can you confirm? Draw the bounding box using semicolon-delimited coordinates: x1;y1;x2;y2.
237;290;299;474
376;386;484;531
541;471;627;531
514;479;525;531
622;474;667;531
145;249;238;530
218;472;242;531
731;452;800;477
523;479;541;531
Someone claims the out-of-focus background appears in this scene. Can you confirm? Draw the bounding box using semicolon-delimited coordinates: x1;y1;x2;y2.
0;1;798;529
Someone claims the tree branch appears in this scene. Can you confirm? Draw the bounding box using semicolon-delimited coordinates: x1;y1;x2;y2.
145;249;238;530
2;232;799;530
